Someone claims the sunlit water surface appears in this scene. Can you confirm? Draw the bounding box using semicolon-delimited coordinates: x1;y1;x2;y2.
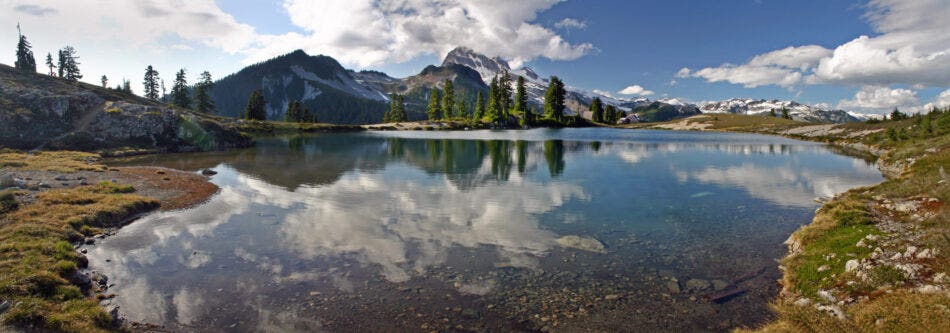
89;129;883;332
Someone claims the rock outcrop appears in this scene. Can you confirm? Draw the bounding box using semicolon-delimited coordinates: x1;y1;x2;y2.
0;64;250;151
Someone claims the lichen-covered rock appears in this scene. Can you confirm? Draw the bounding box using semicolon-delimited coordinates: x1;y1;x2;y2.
556;235;606;253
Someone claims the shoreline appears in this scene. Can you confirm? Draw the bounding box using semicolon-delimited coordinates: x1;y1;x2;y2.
2;114;945;331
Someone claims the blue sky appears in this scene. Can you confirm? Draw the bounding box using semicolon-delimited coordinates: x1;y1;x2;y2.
3;0;949;114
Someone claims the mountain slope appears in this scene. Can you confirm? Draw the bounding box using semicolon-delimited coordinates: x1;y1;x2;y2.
0;64;249;151
700;98;863;123
211;50;389;124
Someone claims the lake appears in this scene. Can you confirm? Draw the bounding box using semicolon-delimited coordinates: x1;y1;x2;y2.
88;128;883;332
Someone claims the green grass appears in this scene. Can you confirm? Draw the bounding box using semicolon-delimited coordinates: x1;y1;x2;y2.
0;182;159;331
0;150;106;173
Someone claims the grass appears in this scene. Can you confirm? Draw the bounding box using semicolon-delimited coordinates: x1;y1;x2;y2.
723;109;950;332
233;119;364;136
0;182;159;331
0;150;107;173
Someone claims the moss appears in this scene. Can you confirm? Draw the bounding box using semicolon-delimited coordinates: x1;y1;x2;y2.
0;182;159;331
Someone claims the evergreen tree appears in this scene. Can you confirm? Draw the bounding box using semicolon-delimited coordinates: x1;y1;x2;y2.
441;79;455;120
14;24;36;72
514;76;527;119
386;93;407;122
44;52;55;76
122;79;132;94
605;105;618;123
426;89;441;120
889;108;908;121
59;46;81;80
457;98;468;118
487;76;501;122
769;108;777;117
100;75;108;88
143;65;160;100
56;49;65;77
285;101;304;122
590;97;604;123
170;68;191;108
243;89;267;120
474;90;486;120
499;71;512;117
781;107;791;120
193;71;215;113
544;76;566;122
160;79;167;102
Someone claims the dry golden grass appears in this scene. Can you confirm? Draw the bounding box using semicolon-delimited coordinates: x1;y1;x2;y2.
0;150;106;173
0;182;158;331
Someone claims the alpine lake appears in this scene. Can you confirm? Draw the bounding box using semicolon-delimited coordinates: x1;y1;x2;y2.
89;128;884;332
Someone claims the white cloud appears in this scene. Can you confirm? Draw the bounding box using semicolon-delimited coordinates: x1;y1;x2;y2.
675;68;691;78
836;86;919;114
554;18;587;30
262;0;595;68
618;85;655;96
684;0;950;89
687;45;830;88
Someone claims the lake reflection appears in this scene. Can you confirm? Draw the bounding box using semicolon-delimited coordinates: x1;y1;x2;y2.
92;129;883;332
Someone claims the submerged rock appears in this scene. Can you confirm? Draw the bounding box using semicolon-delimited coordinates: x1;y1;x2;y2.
556;235;606;253
686;279;711;292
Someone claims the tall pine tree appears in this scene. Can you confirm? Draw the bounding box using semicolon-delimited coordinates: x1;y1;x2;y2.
44;52;55;76
243;90;267;120
143;65;160;100
590;97;604;123
426;89;441;120
498;71;512;118
100;75;108;88
544;76;566;122
14;24;36;72
487;76;501;122
170;68;191;108
514;76;528;119
441;79;455;120
474;90;486;120
193;71;215;113
59;46;81;81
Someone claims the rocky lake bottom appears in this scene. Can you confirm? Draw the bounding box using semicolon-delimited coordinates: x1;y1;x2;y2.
84;128;884;332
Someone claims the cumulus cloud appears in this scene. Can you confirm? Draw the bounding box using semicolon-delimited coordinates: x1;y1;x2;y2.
685;0;950;89
836;86;919;114
554;18;587;30
257;0;595;67
686;45;829;88
618;85;655;96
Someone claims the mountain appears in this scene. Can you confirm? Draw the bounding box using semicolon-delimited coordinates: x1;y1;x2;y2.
211;50;390;124
389;63;489;118
0;64;249;151
627;101;702;122
700;98;863;123
441;46;593;115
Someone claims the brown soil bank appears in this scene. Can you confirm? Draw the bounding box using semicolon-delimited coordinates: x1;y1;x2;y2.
0;150;219;331
633;113;950;332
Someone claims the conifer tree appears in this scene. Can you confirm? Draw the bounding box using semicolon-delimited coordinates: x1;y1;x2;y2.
544;76;566;122
474;90;486;120
441;79;455;120
14;24;36;72
386;93;407;122
457;98;467;118
56;49;65;77
605;105;618;123
122;79;132;94
170;68;191;108
59;46;81;81
781;107;791;120
100;75;108;88
426;89;441;120
44;52;55;76
285;101;304;122
243;89;267;120
499;71;512;117
193;71;215;113
769;108;777;117
514;76;527;119
143;65;160;100
487;76;500;122
590;97;604;123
